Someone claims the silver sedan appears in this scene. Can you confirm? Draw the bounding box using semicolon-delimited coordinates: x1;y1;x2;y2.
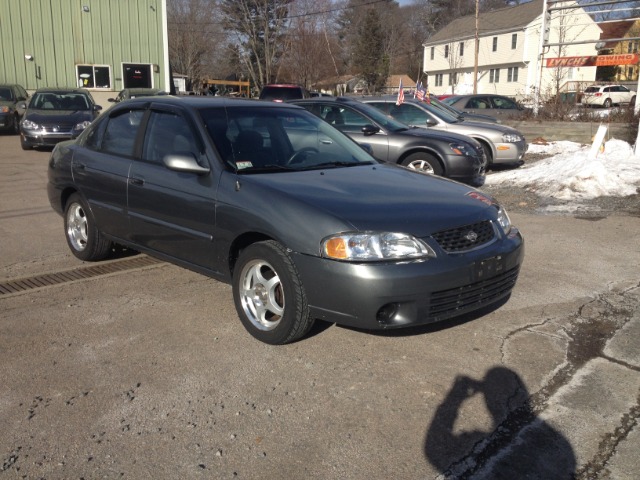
364;97;527;166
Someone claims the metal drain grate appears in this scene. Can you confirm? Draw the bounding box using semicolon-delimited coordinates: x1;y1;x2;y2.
0;255;164;295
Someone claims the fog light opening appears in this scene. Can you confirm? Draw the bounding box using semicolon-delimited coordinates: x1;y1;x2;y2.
377;303;399;325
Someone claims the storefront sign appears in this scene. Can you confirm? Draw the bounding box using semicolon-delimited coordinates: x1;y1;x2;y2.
545;54;639;68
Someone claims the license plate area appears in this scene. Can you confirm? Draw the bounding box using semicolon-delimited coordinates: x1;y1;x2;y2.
473;255;505;281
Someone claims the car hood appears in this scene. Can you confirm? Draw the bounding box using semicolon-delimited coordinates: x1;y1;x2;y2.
24;109;93;123
240;163;497;238
0;100;16;108
398;125;482;146
457;120;522;135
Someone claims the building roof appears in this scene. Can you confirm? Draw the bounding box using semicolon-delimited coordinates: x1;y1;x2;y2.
424;0;544;45
384;74;416;89
598;19;637;49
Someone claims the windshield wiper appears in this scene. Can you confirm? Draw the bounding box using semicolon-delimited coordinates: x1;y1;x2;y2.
237;164;296;173
302;161;374;170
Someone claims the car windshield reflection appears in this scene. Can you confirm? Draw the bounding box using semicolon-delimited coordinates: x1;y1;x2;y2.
200;106;377;173
31;93;90;111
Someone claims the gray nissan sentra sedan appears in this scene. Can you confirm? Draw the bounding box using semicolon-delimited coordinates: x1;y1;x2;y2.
47;96;524;345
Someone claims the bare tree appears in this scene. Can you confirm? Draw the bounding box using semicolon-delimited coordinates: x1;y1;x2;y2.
277;0;338;89
219;0;293;90
167;0;226;92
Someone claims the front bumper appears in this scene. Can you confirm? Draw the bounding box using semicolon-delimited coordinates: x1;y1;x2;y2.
492;139;527;164
445;153;486;187
21;128;73;147
292;227;524;330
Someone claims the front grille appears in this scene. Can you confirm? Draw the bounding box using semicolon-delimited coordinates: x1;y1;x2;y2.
42;125;73;133
431;220;495;253
428;266;520;320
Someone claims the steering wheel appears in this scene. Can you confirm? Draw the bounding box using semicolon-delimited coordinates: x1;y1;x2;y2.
286;147;319;165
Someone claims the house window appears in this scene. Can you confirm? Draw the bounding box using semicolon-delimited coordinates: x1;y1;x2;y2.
628;41;639;53
76;65;111;89
492;37;498;52
507;67;518;82
490;68;500;83
512;34;517;49
122;63;153;88
459;42;464;56
435;74;443;87
444;45;449;58
448;73;457;85
430;47;435;60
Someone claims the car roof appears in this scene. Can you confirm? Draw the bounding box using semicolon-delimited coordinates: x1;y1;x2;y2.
117;95;306;111
33;87;91;94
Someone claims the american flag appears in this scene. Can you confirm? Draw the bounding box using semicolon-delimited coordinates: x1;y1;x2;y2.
415;81;425;101
396;78;404;105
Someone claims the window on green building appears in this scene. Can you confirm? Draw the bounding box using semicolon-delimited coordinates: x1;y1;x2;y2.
77;65;112;89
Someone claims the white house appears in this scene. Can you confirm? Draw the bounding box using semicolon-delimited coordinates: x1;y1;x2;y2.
422;0;602;99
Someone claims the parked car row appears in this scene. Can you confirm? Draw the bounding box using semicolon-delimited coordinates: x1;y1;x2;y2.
47;96;525;344
1;84;170;149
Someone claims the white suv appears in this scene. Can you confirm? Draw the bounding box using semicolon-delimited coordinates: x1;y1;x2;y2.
581;84;636;108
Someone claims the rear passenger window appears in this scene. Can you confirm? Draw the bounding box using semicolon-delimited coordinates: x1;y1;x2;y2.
101;110;144;156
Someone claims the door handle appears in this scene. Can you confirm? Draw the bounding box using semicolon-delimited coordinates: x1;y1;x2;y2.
129;176;144;186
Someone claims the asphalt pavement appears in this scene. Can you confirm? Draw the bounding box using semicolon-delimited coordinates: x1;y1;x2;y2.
0;133;638;479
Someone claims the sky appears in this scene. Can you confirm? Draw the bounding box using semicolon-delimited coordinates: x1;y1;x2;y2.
485;138;640;207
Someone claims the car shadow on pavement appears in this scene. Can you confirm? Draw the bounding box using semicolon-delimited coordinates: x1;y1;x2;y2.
424;366;576;479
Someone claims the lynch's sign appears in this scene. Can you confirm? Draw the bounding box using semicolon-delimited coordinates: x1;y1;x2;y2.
545;54;639;68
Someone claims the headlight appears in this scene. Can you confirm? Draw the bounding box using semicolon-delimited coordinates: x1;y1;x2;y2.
496;206;512;235
502;133;522;143
322;232;436;261
21;119;40;130
449;143;475;156
73;120;92;131
0;106;9;113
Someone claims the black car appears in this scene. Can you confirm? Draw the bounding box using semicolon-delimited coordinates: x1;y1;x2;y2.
47;96;524;344
19;88;102;150
289;97;486;186
259;84;311;102
0;84;29;134
108;88;167;103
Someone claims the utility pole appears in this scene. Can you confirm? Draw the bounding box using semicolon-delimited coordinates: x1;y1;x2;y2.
473;0;479;94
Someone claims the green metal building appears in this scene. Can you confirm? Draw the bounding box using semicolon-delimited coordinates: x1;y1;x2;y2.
0;0;169;99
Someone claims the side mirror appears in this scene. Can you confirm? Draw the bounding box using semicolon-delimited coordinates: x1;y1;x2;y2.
163;153;210;175
426;118;437;127
361;124;379;136
94;105;103;112
108;98;116;103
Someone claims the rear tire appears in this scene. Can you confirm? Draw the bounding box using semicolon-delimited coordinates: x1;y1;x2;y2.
64;193;112;261
603;98;612;108
233;240;314;345
401;152;443;176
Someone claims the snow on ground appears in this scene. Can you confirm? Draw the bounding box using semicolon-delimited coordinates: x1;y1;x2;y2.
486;138;640;200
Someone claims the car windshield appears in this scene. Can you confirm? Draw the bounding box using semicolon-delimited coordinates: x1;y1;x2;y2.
31;92;90;110
349;101;412;133
260;87;303;101
416;101;460;123
0;87;14;101
200;106;377;173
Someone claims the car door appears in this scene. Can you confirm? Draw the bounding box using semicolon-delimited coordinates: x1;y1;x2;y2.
71;106;144;240
327;105;390;161
127;104;219;270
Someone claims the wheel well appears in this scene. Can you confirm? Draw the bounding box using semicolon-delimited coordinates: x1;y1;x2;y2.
228;232;273;276
475;139;493;162
399;149;444;171
59;187;78;213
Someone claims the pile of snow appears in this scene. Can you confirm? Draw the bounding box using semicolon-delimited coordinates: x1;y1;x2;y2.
486;139;640;200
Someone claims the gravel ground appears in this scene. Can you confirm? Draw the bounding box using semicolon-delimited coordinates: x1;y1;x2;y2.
481;152;640;218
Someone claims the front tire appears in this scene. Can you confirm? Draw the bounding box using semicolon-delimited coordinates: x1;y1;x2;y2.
12;115;20;135
20;136;32;150
233;240;314;345
401;152;443;176
64;193;112;261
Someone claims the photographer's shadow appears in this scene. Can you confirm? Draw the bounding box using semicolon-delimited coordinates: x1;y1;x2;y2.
424;366;576;479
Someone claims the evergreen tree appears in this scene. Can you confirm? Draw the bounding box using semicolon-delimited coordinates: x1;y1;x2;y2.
352;8;389;93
